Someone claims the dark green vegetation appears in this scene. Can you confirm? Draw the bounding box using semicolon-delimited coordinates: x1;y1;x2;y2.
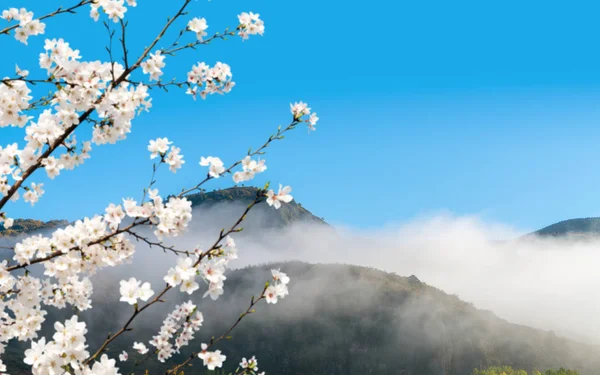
530;217;600;237
3;262;600;375
472;366;580;375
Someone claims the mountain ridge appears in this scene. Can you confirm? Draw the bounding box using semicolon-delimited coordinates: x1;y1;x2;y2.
0;186;328;237
529;217;600;238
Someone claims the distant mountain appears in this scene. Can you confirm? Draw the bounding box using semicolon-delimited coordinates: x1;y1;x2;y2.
530;218;600;238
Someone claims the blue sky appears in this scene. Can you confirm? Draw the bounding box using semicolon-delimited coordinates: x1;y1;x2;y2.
2;0;600;232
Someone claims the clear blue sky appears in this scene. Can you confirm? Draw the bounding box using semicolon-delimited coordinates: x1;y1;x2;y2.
2;0;600;232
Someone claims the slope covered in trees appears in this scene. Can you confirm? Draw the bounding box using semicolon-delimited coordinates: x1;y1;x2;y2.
3;262;599;375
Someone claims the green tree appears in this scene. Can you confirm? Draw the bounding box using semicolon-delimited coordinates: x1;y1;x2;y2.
472;367;579;375
472;366;528;375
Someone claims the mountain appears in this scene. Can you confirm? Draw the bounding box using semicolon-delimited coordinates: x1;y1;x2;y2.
184;186;328;228
160;262;600;375
0;187;327;238
530;218;600;238
5;262;600;375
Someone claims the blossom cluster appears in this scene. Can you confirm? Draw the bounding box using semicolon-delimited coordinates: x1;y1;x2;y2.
141;51;166;81
188;17;208;41
237;12;265;40
198;343;226;370
119;277;154;305
266;184;293;210
264;269;291;304
241;355;265;374
186;62;235;100
148;138;185;173
24;315;119;374
233;156;267;184
133;341;149;355
90;0;138;23
199;156;226;178
123;189;193;240
149;300;204;362
1;37;153;213
0;274;47;349
290;101;319;131
0;76;31;128
1;8;45;44
164;235;237;300
0;190;192;355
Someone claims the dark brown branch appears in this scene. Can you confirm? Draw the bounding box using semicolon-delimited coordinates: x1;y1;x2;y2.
126;229;192;256
0;0;193;212
84;189;266;365
119;19;129;70
6;220;147;272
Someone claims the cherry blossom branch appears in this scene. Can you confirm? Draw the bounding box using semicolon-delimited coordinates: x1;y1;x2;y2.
83;189;266;364
23;91;56;112
0;0;194;212
125;229;192;256
123;27;236;92
0;0;93;36
5;220;147;272
167;287;268;374
5;113;298;273
126;77;192;92
161;29;235;57
180;119;301;197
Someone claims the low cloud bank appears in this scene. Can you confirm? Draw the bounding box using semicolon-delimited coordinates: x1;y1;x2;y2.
4;202;600;346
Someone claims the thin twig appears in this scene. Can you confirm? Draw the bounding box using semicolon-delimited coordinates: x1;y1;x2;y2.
5;220;147;272
180;119;300;197
119;19;129;70
126;229;192;256
167;288;268;374
0;0;94;36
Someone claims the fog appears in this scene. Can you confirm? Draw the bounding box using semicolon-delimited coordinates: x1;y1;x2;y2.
145;202;600;346
3;201;600;348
